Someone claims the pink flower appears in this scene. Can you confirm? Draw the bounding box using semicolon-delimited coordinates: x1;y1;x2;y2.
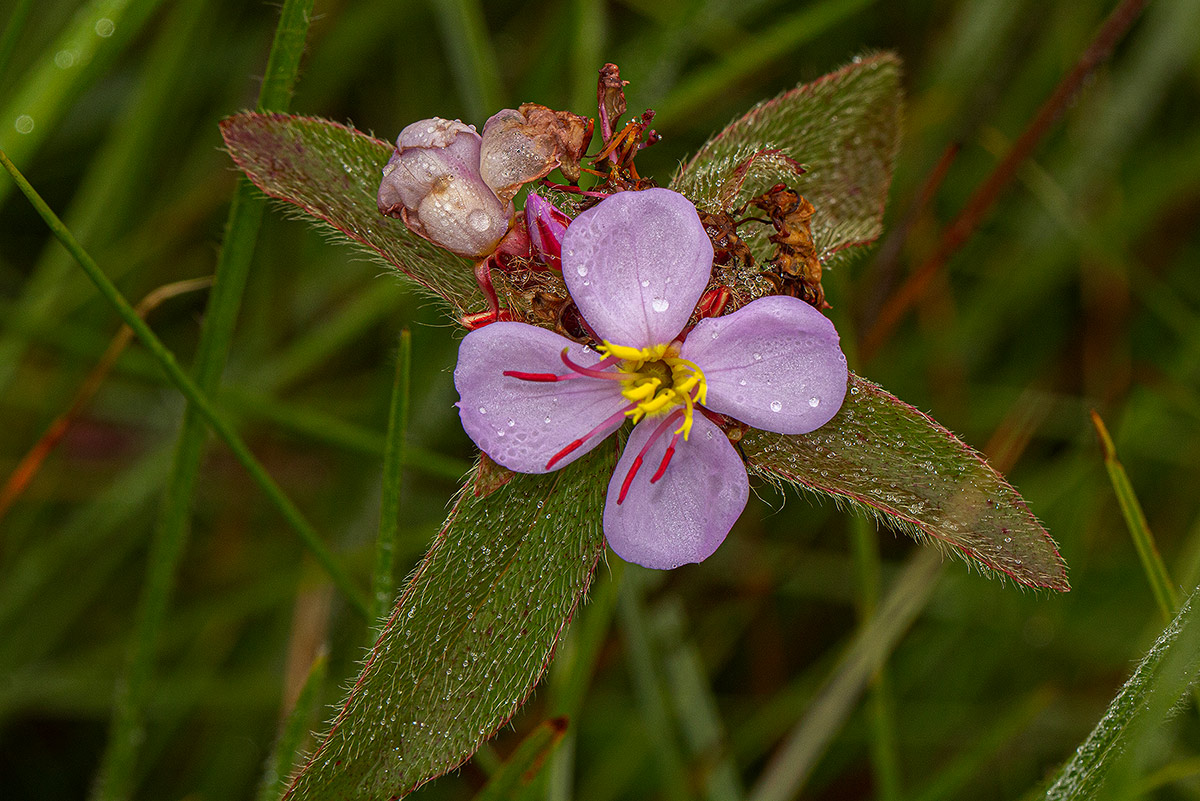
454;188;848;569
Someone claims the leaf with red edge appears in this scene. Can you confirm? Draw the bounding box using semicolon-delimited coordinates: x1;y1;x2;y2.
671;52;902;270
742;374;1068;591
220;112;481;316
283;446;614;801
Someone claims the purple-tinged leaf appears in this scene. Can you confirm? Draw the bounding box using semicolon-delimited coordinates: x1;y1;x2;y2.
283;446;614;801
672;53;902;270
742;374;1068;591
220;113;481;316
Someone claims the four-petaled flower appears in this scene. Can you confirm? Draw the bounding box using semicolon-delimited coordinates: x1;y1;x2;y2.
454;188;848;568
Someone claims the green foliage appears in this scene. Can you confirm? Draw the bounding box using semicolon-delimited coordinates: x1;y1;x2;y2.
3;1;1200;800
284;447;613;800
744;375;1067;590
672;53;901;270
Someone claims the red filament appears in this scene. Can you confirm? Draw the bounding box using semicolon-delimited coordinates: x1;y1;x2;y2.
617;410;684;504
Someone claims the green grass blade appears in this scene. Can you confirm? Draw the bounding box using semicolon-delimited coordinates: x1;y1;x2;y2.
472;718;569;801
429;0;504;120
617;569;691;801
655;0;876;126
91;3;321;797
0;0;165;204
1090;410;1180;619
849;515;901;801
1041;584;1200;801
0;0;35;81
372;329;413;625
0;157;363;615
0;0;211;396
748;548;943;801
257;650;329;801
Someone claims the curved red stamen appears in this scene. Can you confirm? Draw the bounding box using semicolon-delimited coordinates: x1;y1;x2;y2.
560;349;626;380
546;405;634;470
503;370;583;382
617;410;684;504
650;429;684;484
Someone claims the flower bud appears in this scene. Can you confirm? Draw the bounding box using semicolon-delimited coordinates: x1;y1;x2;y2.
524;191;570;271
378;118;513;260
479;103;592;203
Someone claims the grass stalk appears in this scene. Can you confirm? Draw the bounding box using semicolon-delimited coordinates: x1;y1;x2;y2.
749;548;943;801
1090;410;1180;619
0;0;35;81
372;329;413;626
849;514;901;801
256;650;329;801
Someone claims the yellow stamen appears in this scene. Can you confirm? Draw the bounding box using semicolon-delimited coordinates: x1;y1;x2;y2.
599;339;708;440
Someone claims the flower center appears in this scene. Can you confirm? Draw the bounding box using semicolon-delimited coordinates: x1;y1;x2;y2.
597;341;708;440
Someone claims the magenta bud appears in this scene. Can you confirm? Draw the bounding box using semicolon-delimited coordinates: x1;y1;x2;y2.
378;118;513;259
524;191;570;271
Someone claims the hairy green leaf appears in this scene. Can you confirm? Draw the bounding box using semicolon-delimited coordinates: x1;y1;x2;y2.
284;446;615;801
220;113;480;316
742;375;1068;591
671;52;902;270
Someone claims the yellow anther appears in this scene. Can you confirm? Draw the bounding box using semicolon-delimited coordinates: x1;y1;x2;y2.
603;339;709;437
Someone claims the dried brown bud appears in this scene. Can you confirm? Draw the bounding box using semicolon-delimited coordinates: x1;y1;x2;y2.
479;103;593;203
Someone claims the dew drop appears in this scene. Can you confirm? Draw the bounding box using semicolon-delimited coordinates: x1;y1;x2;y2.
738;379;747;386
808;397;820;407
651;297;669;313
710;330;719;339
770;400;782;412
753;352;762;361
641;280;650;288
544;416;551;424
478;406;487;414
467;209;491;231
507;418;515;427
497;430;505;437
95;18;115;37
576;265;588;276
14;115;33;134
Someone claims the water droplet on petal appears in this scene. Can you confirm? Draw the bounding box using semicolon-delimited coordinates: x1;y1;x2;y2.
544;416;551;424
641;280;649;288
467;209;491;231
738;379;747;386
651;297;669;313
808;397;820;408
14;115;34;134
770;400;782;412
478;406;487;414
507;419;515;427
497;430;505;437
753;352;762;361
576;265;588;276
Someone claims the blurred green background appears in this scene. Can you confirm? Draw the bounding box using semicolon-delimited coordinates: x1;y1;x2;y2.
2;0;1199;799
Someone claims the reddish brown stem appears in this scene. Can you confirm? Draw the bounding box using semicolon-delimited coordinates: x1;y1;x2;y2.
861;0;1149;361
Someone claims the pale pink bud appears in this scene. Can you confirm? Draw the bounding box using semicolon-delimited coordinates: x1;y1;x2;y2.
524;191;570;271
378;118;513;259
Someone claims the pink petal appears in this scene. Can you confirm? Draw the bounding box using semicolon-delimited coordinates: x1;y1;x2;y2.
562;188;713;348
681;295;848;434
455;322;629;473
603;414;748;569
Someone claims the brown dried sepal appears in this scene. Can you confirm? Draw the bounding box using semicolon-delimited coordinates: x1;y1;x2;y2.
750;183;828;309
480;103;594;203
597;63;628;142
